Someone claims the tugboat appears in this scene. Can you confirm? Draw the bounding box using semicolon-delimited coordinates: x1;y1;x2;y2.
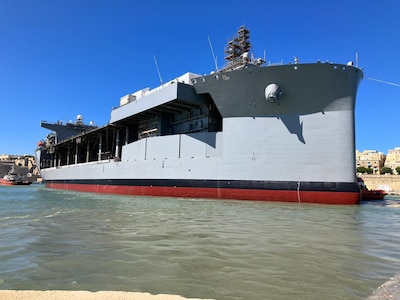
357;177;386;200
0;165;32;186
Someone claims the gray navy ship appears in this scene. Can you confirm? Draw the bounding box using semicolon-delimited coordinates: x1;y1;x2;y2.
36;26;364;204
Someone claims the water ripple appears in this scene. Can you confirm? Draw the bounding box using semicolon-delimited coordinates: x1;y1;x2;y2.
1;185;400;299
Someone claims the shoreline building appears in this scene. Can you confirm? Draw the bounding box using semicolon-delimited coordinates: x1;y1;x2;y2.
384;147;400;174
356;150;386;174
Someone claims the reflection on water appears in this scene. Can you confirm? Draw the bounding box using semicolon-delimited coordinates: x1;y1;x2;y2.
1;185;400;300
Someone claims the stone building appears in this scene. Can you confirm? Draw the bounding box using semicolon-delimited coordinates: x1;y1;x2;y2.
0;154;18;161
385;147;400;174
356;150;386;174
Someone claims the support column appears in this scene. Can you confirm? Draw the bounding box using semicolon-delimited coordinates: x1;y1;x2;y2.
125;127;129;145
75;143;78;164
98;135;102;161
86;141;90;162
115;129;120;160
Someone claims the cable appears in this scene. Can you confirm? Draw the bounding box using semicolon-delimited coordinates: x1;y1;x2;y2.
367;77;400;87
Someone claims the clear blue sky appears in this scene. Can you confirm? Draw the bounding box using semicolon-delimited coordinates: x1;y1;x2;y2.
1;0;399;155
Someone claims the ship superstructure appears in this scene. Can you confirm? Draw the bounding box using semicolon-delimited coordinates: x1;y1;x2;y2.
36;26;363;204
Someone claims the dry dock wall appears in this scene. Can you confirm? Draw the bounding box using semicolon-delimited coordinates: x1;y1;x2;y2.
359;175;400;194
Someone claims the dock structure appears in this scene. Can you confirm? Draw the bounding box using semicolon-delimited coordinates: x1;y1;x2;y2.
0;290;213;299
367;272;400;300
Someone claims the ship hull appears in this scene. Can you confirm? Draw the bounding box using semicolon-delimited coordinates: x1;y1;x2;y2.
45;179;360;205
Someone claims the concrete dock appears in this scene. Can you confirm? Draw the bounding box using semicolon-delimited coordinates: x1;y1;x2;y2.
367;272;400;299
0;290;213;300
1;274;400;300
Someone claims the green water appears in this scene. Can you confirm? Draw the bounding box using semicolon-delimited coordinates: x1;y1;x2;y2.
1;184;399;299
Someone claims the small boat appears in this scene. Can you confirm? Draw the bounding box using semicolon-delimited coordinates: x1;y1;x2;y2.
361;189;387;200
357;177;386;200
0;165;32;186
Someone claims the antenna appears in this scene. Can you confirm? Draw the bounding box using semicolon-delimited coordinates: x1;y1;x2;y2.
153;55;163;84
356;52;359;68
208;36;219;72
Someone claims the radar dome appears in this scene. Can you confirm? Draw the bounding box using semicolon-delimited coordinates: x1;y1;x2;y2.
76;115;84;124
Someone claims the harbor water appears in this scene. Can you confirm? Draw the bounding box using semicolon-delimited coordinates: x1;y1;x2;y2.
1;185;400;299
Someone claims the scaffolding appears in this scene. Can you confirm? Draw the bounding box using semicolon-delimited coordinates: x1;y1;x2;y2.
224;26;250;62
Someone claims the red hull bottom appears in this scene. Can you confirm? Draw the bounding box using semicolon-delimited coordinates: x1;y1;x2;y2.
46;183;361;205
361;190;386;201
